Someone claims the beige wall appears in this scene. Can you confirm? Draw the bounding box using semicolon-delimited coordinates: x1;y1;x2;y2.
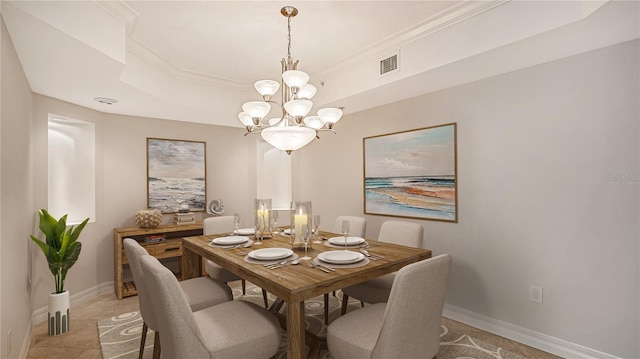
30;94;258;309
297;40;639;358
1;14;34;358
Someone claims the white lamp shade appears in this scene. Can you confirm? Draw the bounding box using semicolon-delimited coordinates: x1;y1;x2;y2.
282;70;310;89
317;107;343;124
303;116;324;130
268;117;285;127
261;126;316;152
237;112;254;126
297;84;317;99
284;99;313;118
254;80;280;97
242;101;271;119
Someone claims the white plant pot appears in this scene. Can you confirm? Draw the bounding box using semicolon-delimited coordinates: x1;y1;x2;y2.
48;291;70;335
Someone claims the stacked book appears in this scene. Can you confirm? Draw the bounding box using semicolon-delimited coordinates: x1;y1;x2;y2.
173;212;195;225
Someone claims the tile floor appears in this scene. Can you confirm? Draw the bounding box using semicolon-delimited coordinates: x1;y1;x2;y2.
26;287;563;359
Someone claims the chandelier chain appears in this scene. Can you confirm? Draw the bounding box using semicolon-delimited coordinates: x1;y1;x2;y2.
287;13;292;64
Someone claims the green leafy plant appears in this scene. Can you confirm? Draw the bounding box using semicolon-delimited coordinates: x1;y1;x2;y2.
29;209;90;294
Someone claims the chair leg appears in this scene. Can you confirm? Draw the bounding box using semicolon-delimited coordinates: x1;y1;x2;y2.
360;300;365;307
138;322;148;359
242;279;246;295
340;294;350;315
152;331;161;359
262;289;269;308
324;293;330;325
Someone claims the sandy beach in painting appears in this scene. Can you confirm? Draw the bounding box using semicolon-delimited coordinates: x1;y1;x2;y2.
365;176;456;220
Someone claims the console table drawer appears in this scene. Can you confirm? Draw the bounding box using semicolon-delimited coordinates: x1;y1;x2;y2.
154;241;182;258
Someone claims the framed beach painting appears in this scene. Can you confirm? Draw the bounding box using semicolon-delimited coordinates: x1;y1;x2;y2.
147;138;206;213
363;123;457;222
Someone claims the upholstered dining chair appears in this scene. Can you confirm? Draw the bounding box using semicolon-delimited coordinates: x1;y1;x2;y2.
328;254;451;359
340;220;424;315
203;216;269;308
123;238;233;359
140;253;282;359
332;215;367;237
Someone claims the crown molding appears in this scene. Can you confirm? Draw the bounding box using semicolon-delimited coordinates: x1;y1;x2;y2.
314;0;510;78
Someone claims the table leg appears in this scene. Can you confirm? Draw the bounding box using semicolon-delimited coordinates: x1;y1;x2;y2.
181;246;201;280
286;300;305;359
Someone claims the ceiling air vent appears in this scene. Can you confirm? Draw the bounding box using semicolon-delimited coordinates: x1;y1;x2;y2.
380;54;398;75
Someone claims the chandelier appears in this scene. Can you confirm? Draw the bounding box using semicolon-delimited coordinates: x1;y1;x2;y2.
237;6;343;155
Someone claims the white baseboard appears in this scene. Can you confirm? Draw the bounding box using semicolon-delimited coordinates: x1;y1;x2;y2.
18;320;32;359
31;281;114;325
443;304;623;359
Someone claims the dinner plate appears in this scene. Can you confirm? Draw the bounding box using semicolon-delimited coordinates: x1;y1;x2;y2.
211;236;249;245
248;248;294;261
234;228;255;236
283;228;293;235
317;250;365;264
328;236;365;246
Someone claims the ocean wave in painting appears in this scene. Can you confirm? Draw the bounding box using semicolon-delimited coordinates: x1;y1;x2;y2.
365;175;455;220
148;177;205;212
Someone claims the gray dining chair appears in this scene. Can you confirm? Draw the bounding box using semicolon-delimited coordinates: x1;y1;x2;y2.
328;254;451;359
340;220;424;315
140;253;282;359
203;216;269;307
332;215;367;237
123;238;233;359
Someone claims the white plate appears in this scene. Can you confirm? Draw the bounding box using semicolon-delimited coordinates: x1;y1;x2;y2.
211;236;249;245
318;250;365;264
248;248;294;261
283;228;293;235
328;236;365;246
234;228;255;236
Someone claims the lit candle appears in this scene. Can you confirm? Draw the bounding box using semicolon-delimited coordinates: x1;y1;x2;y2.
256;209;267;231
294;213;307;242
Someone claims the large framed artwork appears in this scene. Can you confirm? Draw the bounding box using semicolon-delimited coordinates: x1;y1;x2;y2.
147;138;206;213
363;123;457;222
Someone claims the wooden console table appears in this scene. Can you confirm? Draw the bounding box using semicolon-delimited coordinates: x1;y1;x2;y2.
113;222;203;299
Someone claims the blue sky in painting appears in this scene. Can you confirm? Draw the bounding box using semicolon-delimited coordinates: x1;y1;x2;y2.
365;125;455;178
148;139;205;178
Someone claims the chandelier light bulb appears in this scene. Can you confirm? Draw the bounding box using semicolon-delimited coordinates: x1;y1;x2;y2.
317;108;343;126
297;84;317;100
242;101;271;123
282;70;310;91
261;126;316;155
303;116;325;130
254;80;280;101
284;99;313;120
237;112;254;127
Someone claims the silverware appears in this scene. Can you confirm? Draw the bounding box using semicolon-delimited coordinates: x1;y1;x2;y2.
316;263;335;272
308;262;331;273
222;244;243;250
360;248;384;260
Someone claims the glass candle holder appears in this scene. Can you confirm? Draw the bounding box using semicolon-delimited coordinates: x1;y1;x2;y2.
290;201;312;250
254;198;272;241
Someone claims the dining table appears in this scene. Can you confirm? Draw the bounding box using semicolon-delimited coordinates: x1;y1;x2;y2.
181;229;432;359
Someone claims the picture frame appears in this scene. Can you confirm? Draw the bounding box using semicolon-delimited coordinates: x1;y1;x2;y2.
363;123;457;222
147;138;206;213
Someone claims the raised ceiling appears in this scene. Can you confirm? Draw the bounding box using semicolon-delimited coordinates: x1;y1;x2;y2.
1;1;638;128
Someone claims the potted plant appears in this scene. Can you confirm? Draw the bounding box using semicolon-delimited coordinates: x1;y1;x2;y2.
30;209;89;335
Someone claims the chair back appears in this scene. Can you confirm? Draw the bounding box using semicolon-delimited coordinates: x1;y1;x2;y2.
203;216;235;235
332;216;367;237
372;254;452;359
140;254;211;358
122;238;158;330
378;220;424;248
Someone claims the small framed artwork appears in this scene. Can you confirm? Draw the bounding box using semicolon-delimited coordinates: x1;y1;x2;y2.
363;123;457;222
147;138;206;213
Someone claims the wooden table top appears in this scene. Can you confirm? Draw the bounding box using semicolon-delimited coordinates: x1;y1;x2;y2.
182;231;432;302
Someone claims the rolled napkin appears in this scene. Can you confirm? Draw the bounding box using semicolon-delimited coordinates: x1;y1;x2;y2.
135;209;163;228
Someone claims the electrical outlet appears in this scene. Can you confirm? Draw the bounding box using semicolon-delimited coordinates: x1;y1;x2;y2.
7;329;12;356
529;285;543;304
